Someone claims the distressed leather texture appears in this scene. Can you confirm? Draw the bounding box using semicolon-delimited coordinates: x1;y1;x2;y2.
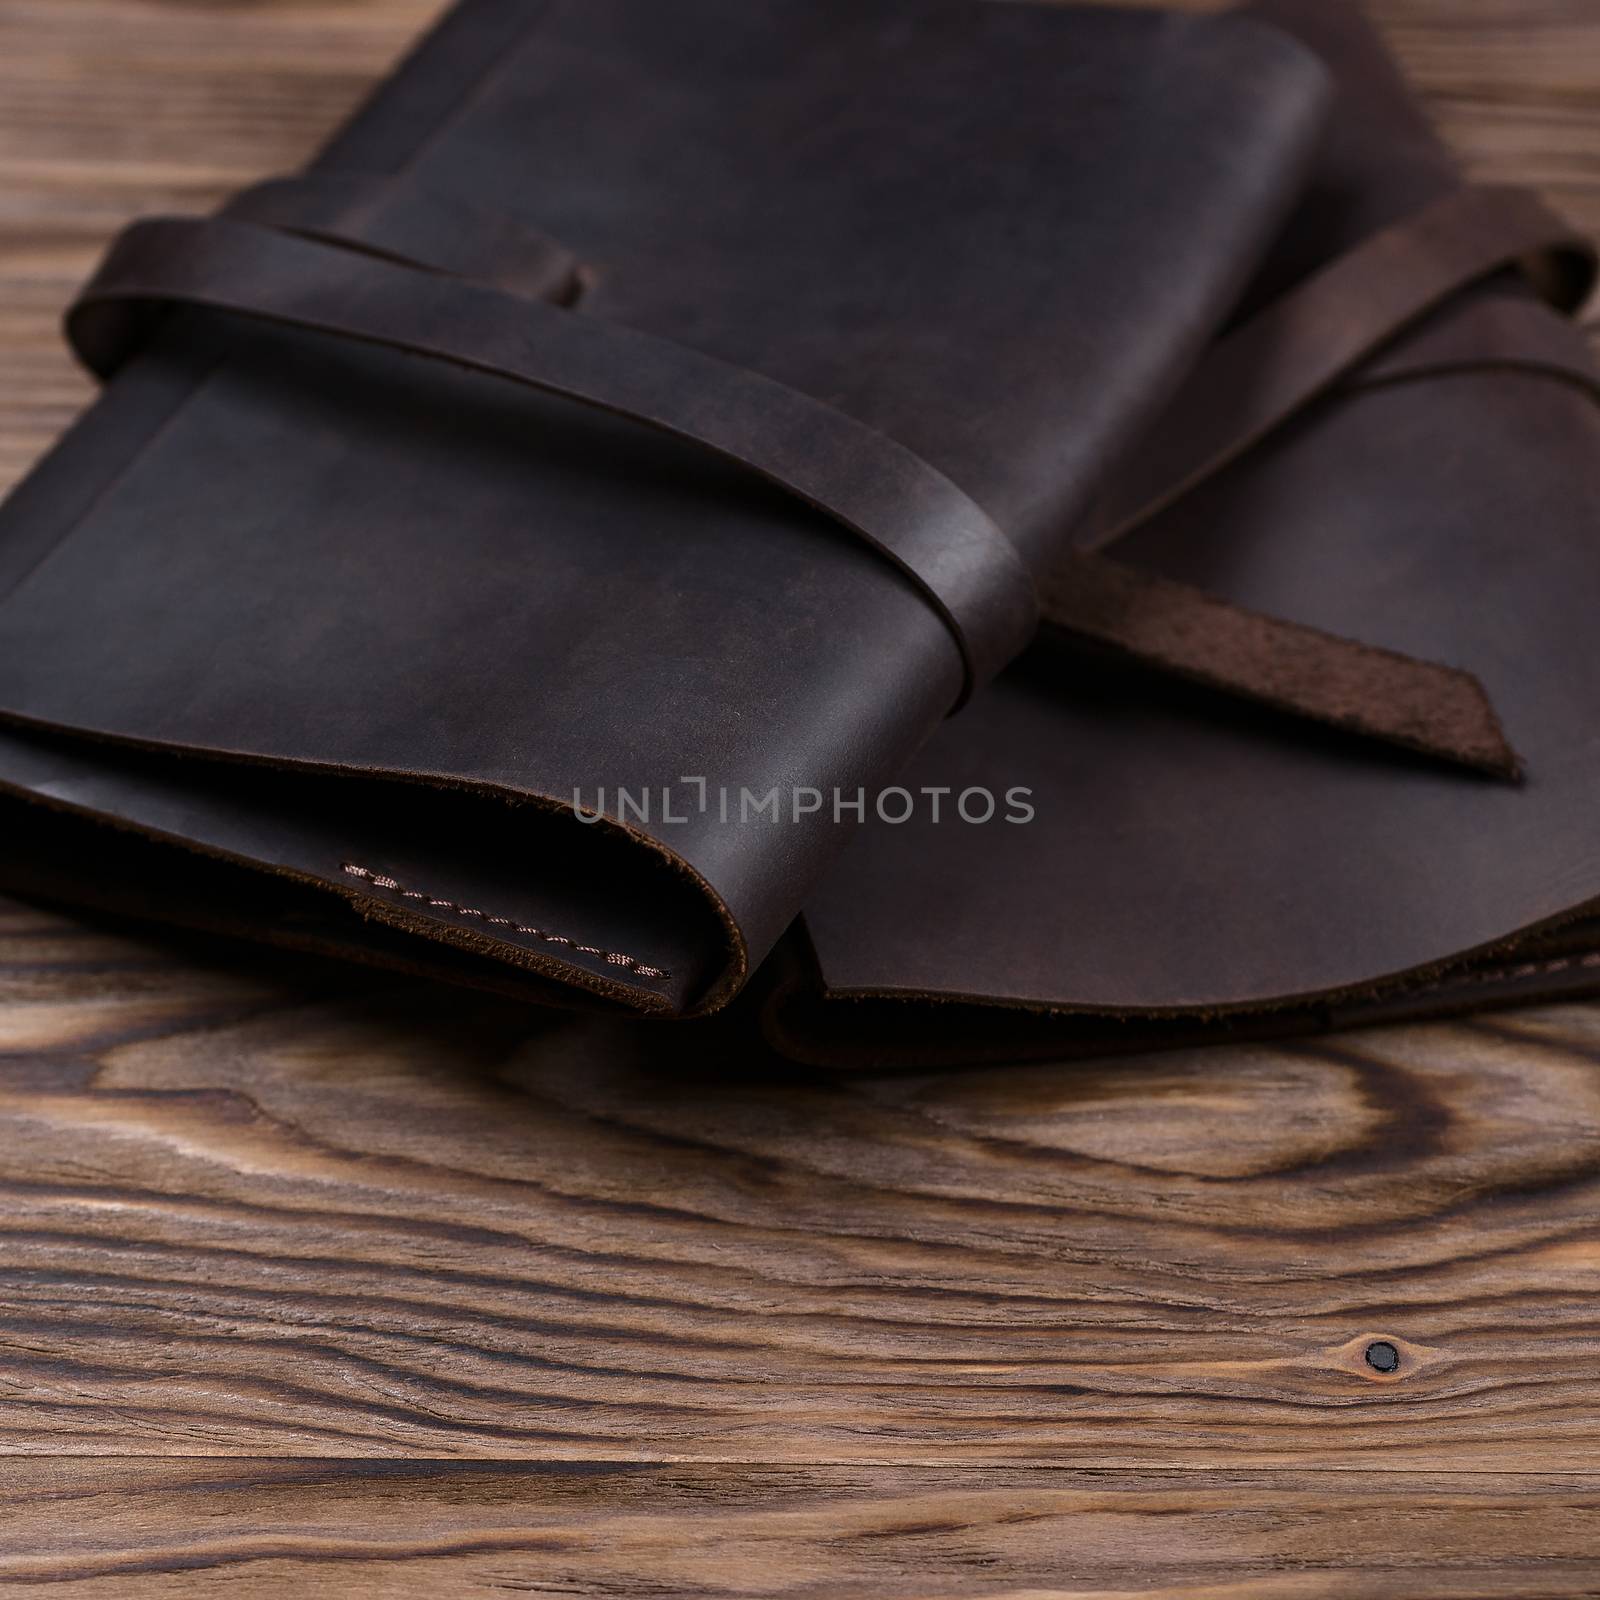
0;0;1330;1017
781;0;1600;1063
2;0;1600;1067
67;196;1531;764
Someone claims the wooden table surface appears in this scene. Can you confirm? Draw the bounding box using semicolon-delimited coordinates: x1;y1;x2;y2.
2;1;1600;1595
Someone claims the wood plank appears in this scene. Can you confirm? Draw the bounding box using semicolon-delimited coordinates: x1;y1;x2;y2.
1;897;1599;1467
3;1460;1600;1598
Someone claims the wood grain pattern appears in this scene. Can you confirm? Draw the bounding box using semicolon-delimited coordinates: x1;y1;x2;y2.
5;1461;1600;1598
4;896;1600;1470
0;0;435;490
4;897;1600;1598
0;0;1598;1593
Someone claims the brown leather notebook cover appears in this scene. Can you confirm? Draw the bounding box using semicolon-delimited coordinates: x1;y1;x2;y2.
0;0;1336;1023
2;0;1595;1067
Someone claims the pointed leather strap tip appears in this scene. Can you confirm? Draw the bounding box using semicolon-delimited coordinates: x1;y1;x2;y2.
1043;553;1523;783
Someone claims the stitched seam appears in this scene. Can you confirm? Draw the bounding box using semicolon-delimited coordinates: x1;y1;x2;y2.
340;863;669;980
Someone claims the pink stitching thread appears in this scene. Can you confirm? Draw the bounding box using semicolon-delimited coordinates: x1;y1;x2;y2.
340;864;669;980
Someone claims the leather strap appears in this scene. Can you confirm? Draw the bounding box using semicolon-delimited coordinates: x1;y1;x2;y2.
67;202;1523;776
1086;184;1597;545
222;176;586;305
67;214;1040;711
1044;553;1519;779
1353;290;1600;403
1028;183;1594;779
